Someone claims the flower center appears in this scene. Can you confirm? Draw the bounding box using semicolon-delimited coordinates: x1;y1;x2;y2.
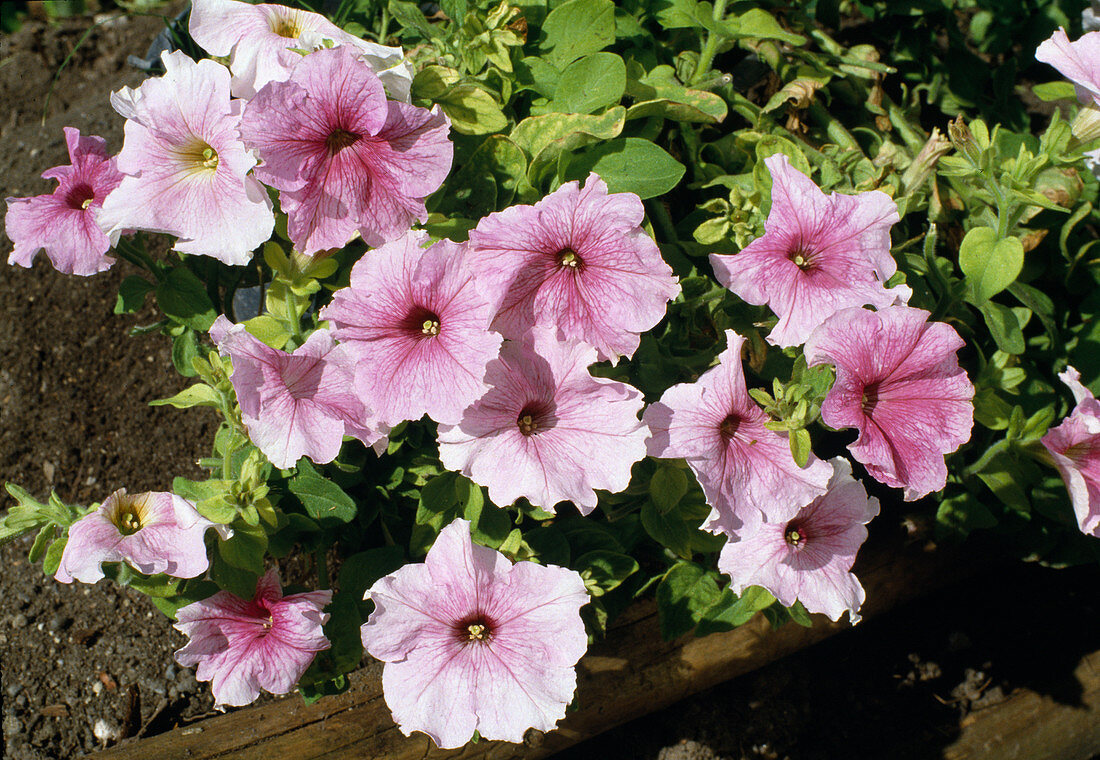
270;12;304;38
110;493;149;535
402;306;442;340
118;511;142;535
66;183;96;210
719;413;740;440
518;414;539;436
455;615;494;645
177;140;219;177
421;319;440;336
788;246;816;272
467;623;490;641
784;524;807;547
556;247;582;270
516;401;555;436
861;382;881;417
201;147;219;170
326;129;361;155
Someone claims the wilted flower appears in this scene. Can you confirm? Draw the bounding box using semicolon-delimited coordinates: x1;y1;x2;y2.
211;316;385;468
710;153;907;348
6;127;122;276
718;458;879;623
644;330;832;535
174;568;332;708
804;306;974;501
97;51;274;265
239;45;451;255
468;173;681;362
361;519;588;748
55;489;214;584
188;0;413;100
438;328;648;513
1041;366;1100;537
320;230;502;426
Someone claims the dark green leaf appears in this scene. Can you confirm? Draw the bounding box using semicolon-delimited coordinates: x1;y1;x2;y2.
290;462;358;525
565;137;685;199
114;276;153;315
575;550;639;595
540;0;615;69
156;266;216;331
551;52;625;114
656;561;722;640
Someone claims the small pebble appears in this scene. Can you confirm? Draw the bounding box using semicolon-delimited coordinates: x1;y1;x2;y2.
5;684;22;698
164;664;177;680
92;718;120;743
92;682;103;696
2;714;21;737
10;614;27;629
48;614;72;632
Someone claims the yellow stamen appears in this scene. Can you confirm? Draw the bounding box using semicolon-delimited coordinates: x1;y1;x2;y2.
518;414;538;435
467;623;489;641
422;319;440;336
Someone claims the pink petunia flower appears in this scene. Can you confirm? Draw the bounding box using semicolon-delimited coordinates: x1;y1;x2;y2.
1041;366;1100;537
5;127;123;276
174;567;332;708
467;172;681;362
361;518;588;748
1036;28;1100;107
804;305;975;501
319;230;502;427
718;457;879;623
238;45;452;255
644;330;832;535
97;51;274;265
188;0;413;101
438;328;648;513
211;316;386;469
55;489;214;584
709;154;908;348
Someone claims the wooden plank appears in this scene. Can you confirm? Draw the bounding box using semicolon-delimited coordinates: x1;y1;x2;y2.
92;537;967;760
942;649;1100;760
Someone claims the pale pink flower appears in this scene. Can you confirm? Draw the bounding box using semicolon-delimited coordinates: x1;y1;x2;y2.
438;329;648;513
239;46;451;255
97;51;274;265
5;127;122;275
718;458;879;623
644;330;832;535
55;489;213;584
174;568;332;708
319;230;502;427
467;173;681;362
710;154;908;348
211;316;385;468
1036;28;1100;106
189;0;413;101
1041;367;1100;537
361;518;588;748
804;306;974;501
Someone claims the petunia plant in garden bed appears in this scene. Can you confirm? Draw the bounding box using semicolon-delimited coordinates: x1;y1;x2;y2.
3;0;1100;749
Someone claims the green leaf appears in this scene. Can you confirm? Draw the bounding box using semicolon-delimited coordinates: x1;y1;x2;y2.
730;8;805;44
523;525;571;566
786;600;813;627
121;572;182;599
566;137;685;199
243;315;291;350
1032;81;1077;102
550;52;625;114
511;106;625;162
210;553;260;598
788;428;812;468
435;135;527;218
959;227;1024;303
150;383;220;409
216;521;268;574
936;492;998;537
338;546;406;603
975;450;1031;514
437;85;508;135
28;525;55;563
388;0;440;38
649;466;689;514
641;500;693;558
464;493;512;549
114;276;153;315
42;535;67;576
171;329;201;378
655;561;722;640
575;550;639;596
979;300;1026;355
540;0;615;69
696;585;775;636
289;462;358;525
156;266;216;331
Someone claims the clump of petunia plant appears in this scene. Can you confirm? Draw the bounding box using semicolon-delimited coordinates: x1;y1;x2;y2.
3;0;1100;750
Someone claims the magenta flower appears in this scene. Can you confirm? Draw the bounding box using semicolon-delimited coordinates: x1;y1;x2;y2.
174;568;332;708
361;518;588;748
467;173;681;361
55;489;214;584
1036;28;1100;106
319;230;502;427
5;127;122;276
709;154;907;348
239;46;452;255
804;306;974;501
188;0;412;101
438;329;648;513
718;458;879;623
97;51;273;265
1041;367;1100;537
644;330;832;535
212;317;385;469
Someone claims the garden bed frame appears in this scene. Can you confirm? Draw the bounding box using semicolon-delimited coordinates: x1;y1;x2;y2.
91;536;1100;760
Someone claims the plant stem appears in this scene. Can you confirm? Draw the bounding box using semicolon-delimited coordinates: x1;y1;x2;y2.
314;546;331;588
690;0;730;87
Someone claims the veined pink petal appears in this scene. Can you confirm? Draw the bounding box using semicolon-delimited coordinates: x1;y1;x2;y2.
710;154;905;348
437;329;648;513
1036;28;1100;106
1042;366;1100;536
362;519;588;748
468;173;680;361
805;306;974;500
5;127;121;275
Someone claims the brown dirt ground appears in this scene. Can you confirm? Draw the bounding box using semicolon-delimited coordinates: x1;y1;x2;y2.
0;8;1099;760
